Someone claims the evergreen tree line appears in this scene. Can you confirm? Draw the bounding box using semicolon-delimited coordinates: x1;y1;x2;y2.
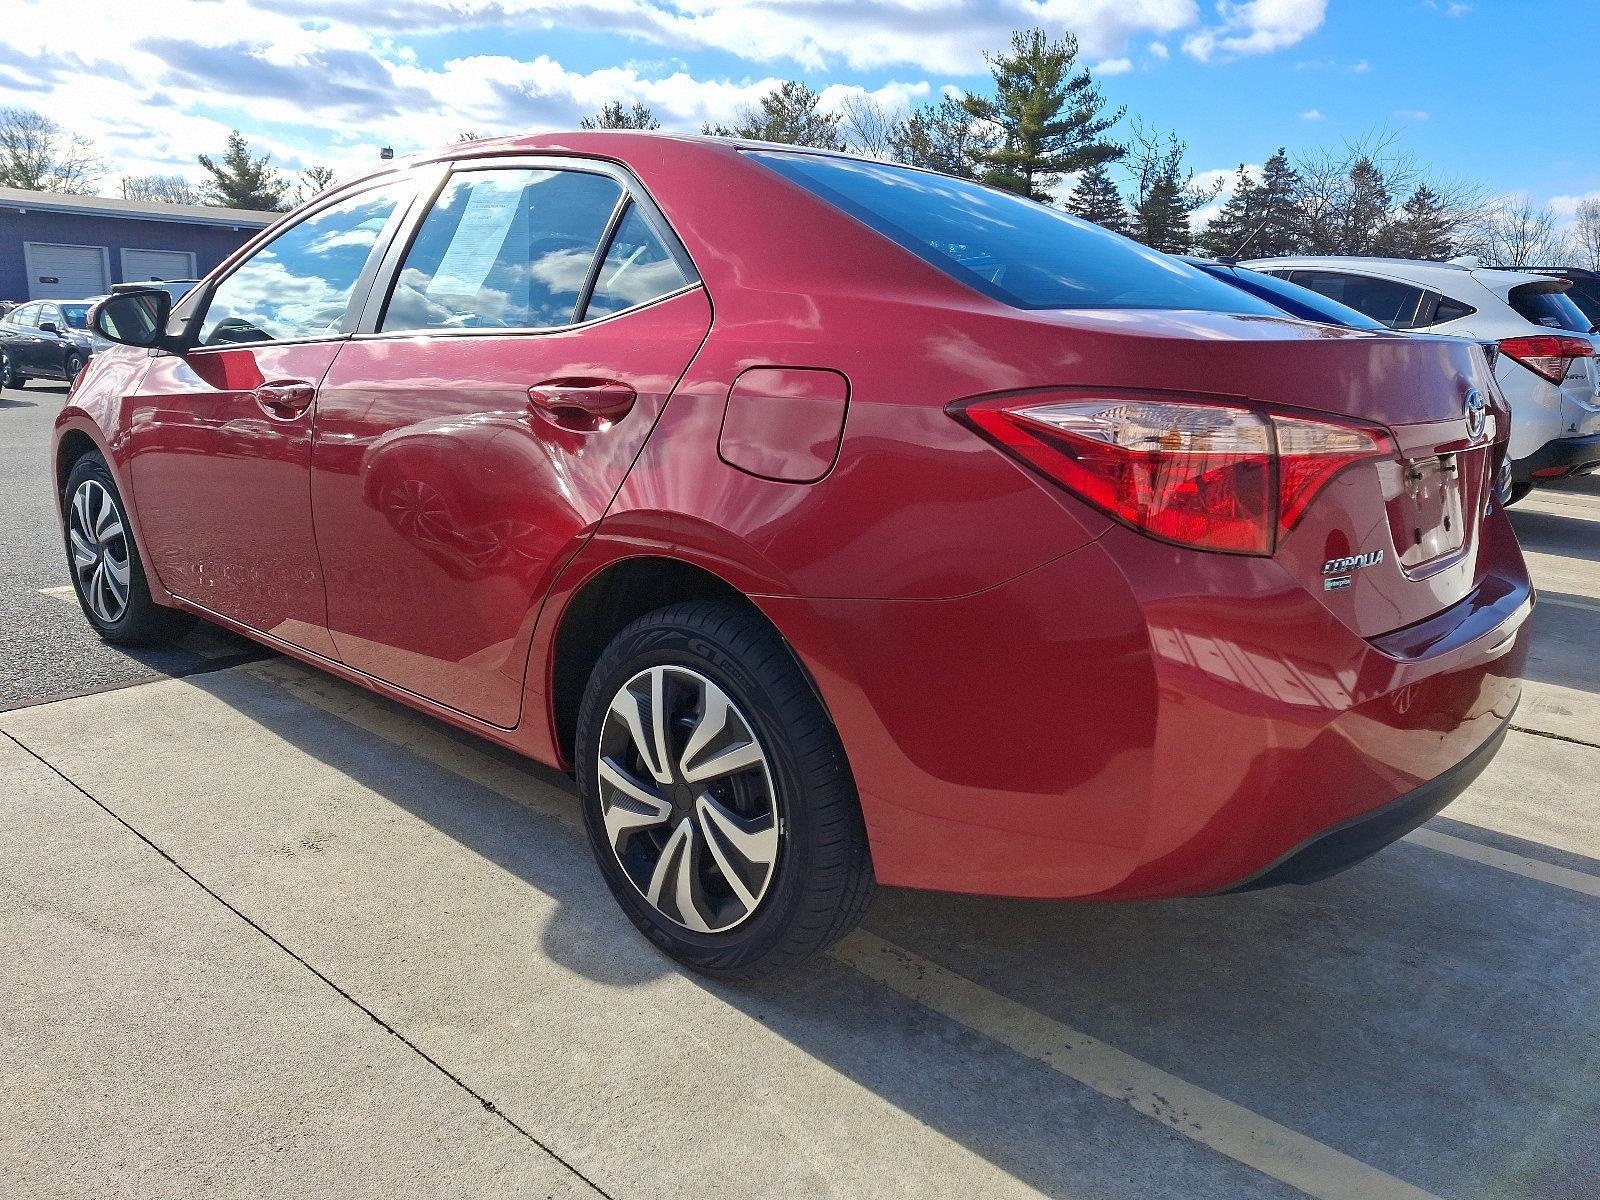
2;27;1594;269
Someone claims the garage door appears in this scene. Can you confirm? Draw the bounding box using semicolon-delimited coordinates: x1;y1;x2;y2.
24;243;110;300
122;248;196;284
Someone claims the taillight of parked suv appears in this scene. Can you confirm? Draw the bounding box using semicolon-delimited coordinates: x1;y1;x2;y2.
1498;334;1596;384
952;392;1393;555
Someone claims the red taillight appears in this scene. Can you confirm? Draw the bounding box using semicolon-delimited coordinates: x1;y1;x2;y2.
1498;335;1595;384
953;393;1393;556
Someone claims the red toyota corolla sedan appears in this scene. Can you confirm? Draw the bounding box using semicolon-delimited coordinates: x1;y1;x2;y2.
59;133;1531;976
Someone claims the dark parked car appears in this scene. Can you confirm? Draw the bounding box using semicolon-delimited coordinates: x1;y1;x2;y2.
1181;257;1388;328
0;299;107;388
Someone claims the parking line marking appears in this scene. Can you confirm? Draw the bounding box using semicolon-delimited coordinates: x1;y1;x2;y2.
1406;827;1600;898
1539;593;1600;615
37;585;75;599
239;658;1443;1200
835;932;1440;1200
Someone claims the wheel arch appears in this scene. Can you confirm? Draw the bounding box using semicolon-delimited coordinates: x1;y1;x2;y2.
545;553;833;771
56;427;102;497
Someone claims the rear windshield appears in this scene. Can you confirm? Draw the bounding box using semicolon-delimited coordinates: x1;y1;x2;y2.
1509;284;1594;333
754;152;1279;316
1563;282;1600;326
1194;263;1387;329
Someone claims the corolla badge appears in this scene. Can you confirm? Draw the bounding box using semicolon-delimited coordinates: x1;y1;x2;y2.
1464;387;1487;442
1323;549;1384;591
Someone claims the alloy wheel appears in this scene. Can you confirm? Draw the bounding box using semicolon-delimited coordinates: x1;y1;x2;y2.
68;479;131;624
596;665;781;933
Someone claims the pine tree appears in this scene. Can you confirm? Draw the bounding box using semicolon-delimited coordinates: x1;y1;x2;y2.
1251;148;1304;257
704;81;843;150
1196;164;1259;257
887;96;991;178
961;29;1123;201
1340;157;1393;254
1374;185;1455;259
581;101;661;130
1064;164;1130;235
1125;127;1216;254
198;131;288;211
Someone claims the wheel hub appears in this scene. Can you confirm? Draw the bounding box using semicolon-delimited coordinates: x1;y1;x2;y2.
595;665;780;933
67;478;132;625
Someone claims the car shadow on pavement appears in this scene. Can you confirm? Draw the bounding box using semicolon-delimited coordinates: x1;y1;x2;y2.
179;665;1600;1200
1510;509;1600;563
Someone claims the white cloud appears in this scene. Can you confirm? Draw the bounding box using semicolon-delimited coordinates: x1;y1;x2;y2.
1350;58;1370;73
1298;108;1323;120
1148;40;1171;59
1190;162;1260;230
1394;109;1429;122
1183;0;1327;62
1549;191;1600;221
1093;58;1135;75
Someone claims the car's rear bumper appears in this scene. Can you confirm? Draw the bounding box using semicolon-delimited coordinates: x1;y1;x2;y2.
762;522;1531;902
1220;707;1512;891
1512;430;1600;481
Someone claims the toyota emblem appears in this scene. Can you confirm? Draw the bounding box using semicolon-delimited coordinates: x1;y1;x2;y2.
1464;388;1487;441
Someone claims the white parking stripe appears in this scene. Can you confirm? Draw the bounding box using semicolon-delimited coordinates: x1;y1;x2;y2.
241;658;1444;1200
836;932;1441;1200
1538;593;1600;615
37;585;76;599
1406;827;1600;899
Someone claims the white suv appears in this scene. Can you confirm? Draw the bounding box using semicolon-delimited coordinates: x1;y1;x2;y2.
1240;256;1600;500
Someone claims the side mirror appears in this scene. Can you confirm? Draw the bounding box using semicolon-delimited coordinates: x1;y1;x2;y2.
38;320;59;334
90;288;173;350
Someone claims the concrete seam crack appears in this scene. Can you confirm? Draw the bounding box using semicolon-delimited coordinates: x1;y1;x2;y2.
0;728;613;1200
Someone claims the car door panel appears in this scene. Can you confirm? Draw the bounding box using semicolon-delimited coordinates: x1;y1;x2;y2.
121;180;414;654
312;287;712;726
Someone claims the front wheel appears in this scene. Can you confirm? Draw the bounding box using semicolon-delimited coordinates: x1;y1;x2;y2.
63;352;85;382
63;454;195;645
576;602;874;979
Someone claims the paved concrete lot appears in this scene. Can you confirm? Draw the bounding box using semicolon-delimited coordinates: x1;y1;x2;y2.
2;380;1596;1199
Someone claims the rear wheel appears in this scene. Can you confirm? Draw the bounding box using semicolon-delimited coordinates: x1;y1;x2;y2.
576;601;874;979
63;454;195;645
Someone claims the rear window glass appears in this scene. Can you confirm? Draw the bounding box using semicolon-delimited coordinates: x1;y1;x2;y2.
1287;272;1425;328
753;152;1278;315
1509;285;1593;333
1563;283;1600;327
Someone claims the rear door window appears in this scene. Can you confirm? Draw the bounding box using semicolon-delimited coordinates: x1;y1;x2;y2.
383;168;624;332
582;204;693;320
1508;284;1593;332
1287;272;1426;328
10;303;37;327
754;151;1278;315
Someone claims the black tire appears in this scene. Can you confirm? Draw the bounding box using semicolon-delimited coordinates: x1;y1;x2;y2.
1506;482;1534;506
0;346;21;389
63;352;85;381
62;454;195;646
576;601;874;979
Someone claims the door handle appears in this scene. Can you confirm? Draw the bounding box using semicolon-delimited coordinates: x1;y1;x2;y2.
527;378;637;433
253;379;316;420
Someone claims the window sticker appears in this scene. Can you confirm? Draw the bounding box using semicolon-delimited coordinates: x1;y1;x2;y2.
425;179;524;300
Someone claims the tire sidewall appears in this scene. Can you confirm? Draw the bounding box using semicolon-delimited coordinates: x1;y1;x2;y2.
575;612;838;969
63;455;155;640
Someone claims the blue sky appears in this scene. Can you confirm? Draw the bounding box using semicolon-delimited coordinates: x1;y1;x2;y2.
1;0;1595;222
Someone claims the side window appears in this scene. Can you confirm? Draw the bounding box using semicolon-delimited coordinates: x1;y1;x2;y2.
197;184;407;348
40;304;61;328
582;204;693;320
1424;296;1477;326
1289;272;1425;329
16;304;40;327
383;169;623;333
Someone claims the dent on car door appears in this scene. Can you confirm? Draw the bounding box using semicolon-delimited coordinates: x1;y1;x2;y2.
124;181;415;650
311;161;709;727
